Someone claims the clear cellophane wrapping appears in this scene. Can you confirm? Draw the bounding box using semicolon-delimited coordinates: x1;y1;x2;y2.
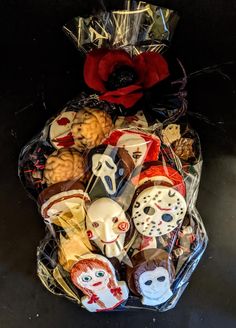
18;0;207;313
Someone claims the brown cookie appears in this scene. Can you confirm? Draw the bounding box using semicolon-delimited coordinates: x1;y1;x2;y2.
71;108;113;149
126;249;175;306
43;148;86;185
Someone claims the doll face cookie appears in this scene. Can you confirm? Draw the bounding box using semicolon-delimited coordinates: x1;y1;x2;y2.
71;254;129;312
86;198;130;258
132;185;187;237
50;111;76;149
138;267;172;306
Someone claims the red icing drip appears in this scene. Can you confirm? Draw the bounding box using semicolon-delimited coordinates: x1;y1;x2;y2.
55;132;74;147
57;117;70;125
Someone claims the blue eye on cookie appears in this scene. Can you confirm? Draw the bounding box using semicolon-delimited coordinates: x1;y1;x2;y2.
162;214;173;222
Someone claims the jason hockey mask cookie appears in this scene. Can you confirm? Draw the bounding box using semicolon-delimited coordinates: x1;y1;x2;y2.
131;164;187;237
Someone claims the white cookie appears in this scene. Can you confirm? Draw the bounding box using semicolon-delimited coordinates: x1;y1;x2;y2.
132;185;187;237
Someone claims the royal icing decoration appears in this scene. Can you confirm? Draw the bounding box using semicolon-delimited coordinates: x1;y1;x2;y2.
138;266;173;306
50;111;76;149
71;254;129;312
86;198;130;258
132;185;187;237
103;130;161;167
87;145;134;197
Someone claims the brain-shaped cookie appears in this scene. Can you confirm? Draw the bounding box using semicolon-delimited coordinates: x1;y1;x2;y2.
44;148;86;185
71;108;113;149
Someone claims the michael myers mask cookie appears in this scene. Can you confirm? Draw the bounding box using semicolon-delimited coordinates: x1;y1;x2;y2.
103;130;161;167
126;249;175;307
86;145;134;198
131;164;187;237
71;254;129;312
86;198;132;258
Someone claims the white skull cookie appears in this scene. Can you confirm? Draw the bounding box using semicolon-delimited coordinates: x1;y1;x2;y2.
132;185;187;237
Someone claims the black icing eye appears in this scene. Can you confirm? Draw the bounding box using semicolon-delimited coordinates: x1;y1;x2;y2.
134;202;141;208
162;214;173;222
157;276;166;282
95;161;102;171
143;206;155;215
144;280;152;286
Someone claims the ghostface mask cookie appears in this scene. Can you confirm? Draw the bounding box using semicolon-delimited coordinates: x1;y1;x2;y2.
86;198;133;258
71;254;129;312
103;130;161;167
49;111;77;149
126;249;175;307
86;145;134;198
131;163;187;237
71;108;113;150
44;148;86;185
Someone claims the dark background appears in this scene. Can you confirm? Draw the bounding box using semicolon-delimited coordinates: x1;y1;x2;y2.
0;0;236;327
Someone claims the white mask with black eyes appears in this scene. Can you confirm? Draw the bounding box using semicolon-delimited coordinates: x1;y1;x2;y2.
132;185;187;237
92;154;117;195
86;198;130;258
117;134;147;167
139;267;173;306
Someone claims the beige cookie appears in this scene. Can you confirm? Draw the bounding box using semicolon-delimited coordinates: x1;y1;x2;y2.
162;124;181;145
173;137;195;161
71;108;113;149
44;148;86;185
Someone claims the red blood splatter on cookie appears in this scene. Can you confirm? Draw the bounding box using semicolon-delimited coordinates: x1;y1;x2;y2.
55;132;74;147
57;117;70;125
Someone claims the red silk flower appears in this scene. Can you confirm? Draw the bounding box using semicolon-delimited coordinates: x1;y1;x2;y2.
84;49;169;108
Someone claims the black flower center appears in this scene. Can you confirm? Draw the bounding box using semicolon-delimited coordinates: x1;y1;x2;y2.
106;65;137;91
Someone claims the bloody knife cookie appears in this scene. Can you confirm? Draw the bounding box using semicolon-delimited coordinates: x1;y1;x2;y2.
49;111;77;149
71;254;129;312
126;249;175;306
103;130;161;167
86;198;134;258
86;144;134;198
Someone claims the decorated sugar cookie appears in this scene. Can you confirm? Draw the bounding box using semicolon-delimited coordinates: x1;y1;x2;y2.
44;148;86;186
49;111;76;149
71;254;129;312
132;162;186;196
103;130;161;167
86;198;132;258
86;145;134;197
132;185;187;237
71;108;113;150
126;249;175;306
162;124;181;145
38;180;89;221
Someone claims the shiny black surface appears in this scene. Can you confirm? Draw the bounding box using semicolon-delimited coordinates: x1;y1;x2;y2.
0;1;236;327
